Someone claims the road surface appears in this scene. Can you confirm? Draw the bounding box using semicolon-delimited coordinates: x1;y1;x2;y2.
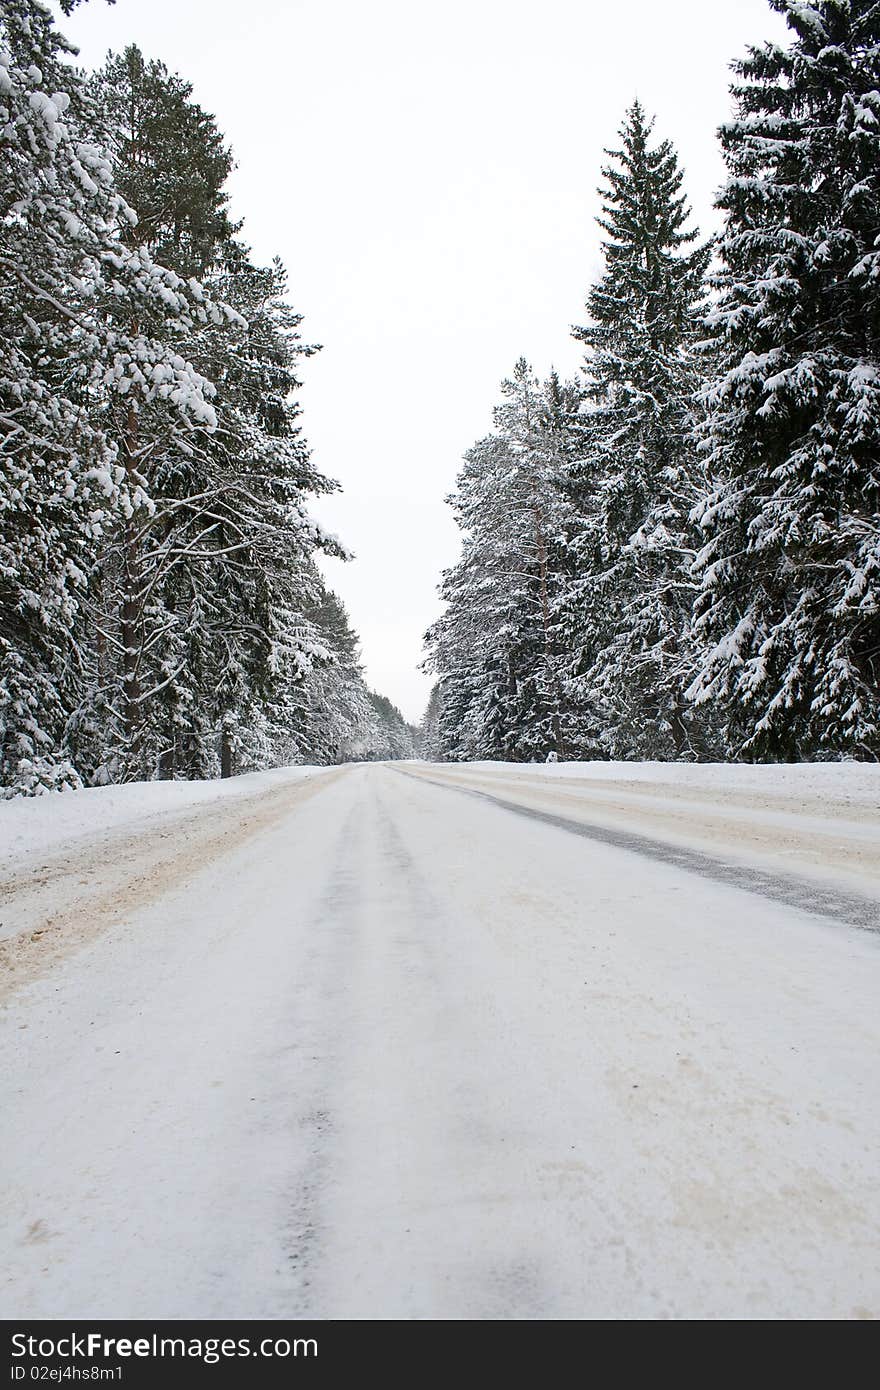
1;761;879;1320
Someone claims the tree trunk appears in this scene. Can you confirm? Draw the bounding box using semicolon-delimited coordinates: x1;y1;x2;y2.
120;397;143;773
530;481;567;760
221;724;234;779
669;685;689;759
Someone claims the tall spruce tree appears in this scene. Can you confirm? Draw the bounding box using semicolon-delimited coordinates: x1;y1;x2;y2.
568;101;711;760
690;0;880;759
425;438;516;762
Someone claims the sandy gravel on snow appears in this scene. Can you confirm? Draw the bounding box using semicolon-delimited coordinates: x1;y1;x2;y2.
0;768;343;1001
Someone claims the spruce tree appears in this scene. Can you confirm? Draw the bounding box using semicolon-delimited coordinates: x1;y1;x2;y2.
568;101;711;760
690;1;880;759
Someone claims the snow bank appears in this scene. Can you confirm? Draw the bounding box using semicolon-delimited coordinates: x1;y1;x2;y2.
445;758;880;806
0;766;327;870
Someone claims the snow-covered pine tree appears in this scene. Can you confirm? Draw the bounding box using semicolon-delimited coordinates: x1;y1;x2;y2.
0;1;217;795
357;691;417;762
96;46;238;283
84;48;340;781
568;101;711;760
418;682;444;761
140;249;341;780
690;0;880;760
426;434;516;762
76;46;241;780
288;582;375;765
493;360;575;759
425;362;579;761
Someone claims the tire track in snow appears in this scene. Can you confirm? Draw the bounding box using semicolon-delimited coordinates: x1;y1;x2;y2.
280;793;365;1315
301;769;558;1319
394;767;879;933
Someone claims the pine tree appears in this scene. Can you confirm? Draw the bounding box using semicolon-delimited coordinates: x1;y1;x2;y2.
140;249;340;780
0;1;215;794
290;583;375;765
1;11;359;794
76;46;238;780
568;101;711;760
96;46;238;281
358;691;417;761
689;0;880;760
418;682;444;761
425;363;580;761
83;48;339;781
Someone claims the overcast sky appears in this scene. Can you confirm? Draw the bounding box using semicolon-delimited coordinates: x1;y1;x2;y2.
59;0;788;722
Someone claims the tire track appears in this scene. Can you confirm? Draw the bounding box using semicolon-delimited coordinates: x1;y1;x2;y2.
394;766;880;933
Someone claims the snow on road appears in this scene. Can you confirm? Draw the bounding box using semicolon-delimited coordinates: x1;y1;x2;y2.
1;761;879;1319
403;760;880;904
0;766;343;995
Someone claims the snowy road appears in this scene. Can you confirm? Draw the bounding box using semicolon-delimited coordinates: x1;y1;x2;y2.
2;761;879;1320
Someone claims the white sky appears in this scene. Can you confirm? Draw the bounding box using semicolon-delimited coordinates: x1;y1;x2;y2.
59;0;788;723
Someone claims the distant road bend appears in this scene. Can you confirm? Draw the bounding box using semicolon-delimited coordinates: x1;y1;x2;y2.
1;760;878;1320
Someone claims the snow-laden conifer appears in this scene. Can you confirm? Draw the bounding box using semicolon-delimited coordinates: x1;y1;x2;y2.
426;362;579;761
690;0;880;759
82;48;341;781
0;2;218;794
568;101;711;759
